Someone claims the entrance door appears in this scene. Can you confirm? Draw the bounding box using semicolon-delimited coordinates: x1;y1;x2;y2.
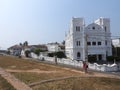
77;52;81;59
98;55;102;60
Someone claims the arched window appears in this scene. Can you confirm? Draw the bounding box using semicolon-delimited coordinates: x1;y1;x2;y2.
77;52;81;59
92;26;95;30
104;26;107;32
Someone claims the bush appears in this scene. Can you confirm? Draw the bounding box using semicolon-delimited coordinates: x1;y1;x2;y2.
55;51;66;58
48;53;54;57
88;55;97;63
114;56;120;62
25;50;31;57
106;56;114;62
33;48;41;56
48;51;66;58
106;56;120;62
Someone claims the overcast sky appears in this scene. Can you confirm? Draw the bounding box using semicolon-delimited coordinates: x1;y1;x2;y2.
0;0;120;49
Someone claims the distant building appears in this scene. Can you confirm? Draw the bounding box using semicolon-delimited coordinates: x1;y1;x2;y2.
112;38;120;47
8;44;48;57
21;44;48;57
65;17;112;61
8;45;22;56
47;42;65;52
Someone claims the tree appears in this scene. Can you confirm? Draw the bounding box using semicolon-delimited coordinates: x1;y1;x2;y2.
23;41;28;46
55;51;66;58
33;48;41;56
62;40;65;45
19;43;22;46
48;51;66;58
25;50;30;57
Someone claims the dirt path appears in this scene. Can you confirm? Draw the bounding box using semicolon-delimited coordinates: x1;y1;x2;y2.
1;66;120;90
0;67;32;90
6;69;60;73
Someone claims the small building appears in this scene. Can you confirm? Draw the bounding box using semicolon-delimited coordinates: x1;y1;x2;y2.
47;43;65;52
112;38;120;47
21;44;48;57
8;45;22;56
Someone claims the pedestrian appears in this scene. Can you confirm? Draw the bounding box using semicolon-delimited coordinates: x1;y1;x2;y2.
55;56;57;64
83;61;88;73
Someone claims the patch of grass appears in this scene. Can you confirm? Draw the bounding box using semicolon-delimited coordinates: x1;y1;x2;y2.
33;77;120;90
12;71;80;84
0;75;16;90
0;56;64;71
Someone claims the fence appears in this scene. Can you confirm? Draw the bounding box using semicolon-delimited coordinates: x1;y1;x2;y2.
30;53;120;72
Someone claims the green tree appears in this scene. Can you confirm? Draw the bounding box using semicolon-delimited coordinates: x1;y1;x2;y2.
33;48;41;56
23;41;28;46
48;51;66;58
25;50;30;57
55;51;66;58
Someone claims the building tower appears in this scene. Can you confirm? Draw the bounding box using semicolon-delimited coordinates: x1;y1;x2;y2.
65;17;85;60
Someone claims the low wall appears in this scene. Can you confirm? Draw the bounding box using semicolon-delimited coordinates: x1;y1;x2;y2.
31;53;120;72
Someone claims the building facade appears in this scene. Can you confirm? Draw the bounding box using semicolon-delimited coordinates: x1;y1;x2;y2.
47;43;65;52
65;17;112;61
112;38;120;47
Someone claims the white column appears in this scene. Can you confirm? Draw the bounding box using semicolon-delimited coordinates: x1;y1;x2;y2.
83;30;87;61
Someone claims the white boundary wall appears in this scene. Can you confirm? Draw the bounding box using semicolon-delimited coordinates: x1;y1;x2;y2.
30;53;120;72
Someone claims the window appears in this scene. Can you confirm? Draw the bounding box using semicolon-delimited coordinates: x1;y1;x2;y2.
78;41;80;46
76;41;78;46
77;52;81;59
76;41;80;46
76;26;80;31
105;41;107;45
87;42;91;45
105;26;107;32
92;27;95;30
92;42;96;45
98;42;101;45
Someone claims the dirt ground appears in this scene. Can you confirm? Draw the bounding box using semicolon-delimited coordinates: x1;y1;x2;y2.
0;56;120;90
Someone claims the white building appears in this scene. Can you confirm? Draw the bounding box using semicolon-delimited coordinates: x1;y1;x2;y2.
112;38;120;47
47;43;65;52
65;17;112;61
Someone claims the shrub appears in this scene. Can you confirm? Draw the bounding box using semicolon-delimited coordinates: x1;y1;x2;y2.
25;50;31;57
106;56;115;62
88;55;97;63
48;51;66;58
55;51;66;58
48;53;54;57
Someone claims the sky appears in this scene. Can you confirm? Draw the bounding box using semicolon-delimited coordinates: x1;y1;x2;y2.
0;0;120;50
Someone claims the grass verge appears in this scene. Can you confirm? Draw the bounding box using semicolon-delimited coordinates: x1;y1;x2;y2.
0;75;16;90
32;77;120;90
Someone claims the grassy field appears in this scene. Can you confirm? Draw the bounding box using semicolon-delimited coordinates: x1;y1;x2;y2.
32;77;120;90
0;55;120;90
0;75;16;90
0;55;64;70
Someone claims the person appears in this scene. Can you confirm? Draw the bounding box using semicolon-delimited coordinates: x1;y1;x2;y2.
55;56;57;64
83;61;88;73
42;57;44;61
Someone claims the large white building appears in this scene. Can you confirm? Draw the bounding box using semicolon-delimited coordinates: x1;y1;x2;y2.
65;17;112;61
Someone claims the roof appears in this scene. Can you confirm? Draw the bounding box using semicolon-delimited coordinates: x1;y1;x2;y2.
8;45;23;50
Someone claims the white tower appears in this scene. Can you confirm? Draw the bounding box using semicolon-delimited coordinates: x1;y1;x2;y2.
94;17;112;57
65;17;85;60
